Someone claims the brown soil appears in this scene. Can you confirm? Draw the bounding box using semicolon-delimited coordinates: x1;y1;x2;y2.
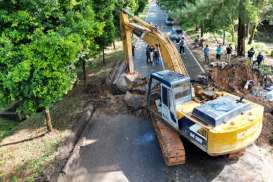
209;63;260;92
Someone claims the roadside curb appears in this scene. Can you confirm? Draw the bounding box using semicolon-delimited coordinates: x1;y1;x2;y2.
45;104;95;182
184;34;206;74
56;104;96;180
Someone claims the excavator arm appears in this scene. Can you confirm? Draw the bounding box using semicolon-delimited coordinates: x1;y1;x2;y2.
120;11;188;76
120;10;187;166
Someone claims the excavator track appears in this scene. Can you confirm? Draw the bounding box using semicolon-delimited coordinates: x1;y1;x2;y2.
150;110;185;166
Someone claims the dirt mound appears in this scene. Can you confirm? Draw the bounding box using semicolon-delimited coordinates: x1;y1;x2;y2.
209;63;260;92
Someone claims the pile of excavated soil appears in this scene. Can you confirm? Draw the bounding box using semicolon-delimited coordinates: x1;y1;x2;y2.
209;63;261;92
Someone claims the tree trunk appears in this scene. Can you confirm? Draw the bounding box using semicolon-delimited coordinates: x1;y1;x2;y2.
102;48;105;64
112;41;116;49
200;22;204;37
231;25;235;43
82;59;86;86
45;108;53;132
246;23;249;38
248;23;257;45
195;24;199;32
222;30;226;45
237;0;246;56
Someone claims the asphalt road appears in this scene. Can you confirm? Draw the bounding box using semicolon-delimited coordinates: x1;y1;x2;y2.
133;0;204;80
58;111;228;182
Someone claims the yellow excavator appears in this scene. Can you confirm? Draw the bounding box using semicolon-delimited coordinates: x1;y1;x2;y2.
120;10;264;166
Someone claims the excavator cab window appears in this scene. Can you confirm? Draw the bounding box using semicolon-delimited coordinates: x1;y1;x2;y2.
162;86;169;106
173;81;192;105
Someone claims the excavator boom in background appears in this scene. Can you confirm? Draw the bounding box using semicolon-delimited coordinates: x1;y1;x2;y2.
120;10;264;166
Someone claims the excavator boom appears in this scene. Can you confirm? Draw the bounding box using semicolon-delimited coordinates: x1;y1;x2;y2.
120;11;187;165
120;11;188;76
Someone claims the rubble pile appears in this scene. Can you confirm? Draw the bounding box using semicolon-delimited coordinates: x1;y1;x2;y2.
106;64;149;117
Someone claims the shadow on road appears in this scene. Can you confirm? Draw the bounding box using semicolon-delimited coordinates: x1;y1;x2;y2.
59;112;229;182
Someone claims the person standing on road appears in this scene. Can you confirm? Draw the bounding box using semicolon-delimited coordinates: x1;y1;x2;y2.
194;35;199;48
150;46;155;64
216;45;222;61
226;44;232;64
247;48;255;62
132;44;135;57
153;44;160;64
177;36;185;55
146;45;152;64
203;45;210;63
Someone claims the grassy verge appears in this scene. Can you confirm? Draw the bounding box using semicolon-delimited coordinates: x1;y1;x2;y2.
0;41;123;181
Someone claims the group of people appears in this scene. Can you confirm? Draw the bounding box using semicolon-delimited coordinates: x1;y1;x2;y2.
146;44;161;64
203;44;233;64
145;35;186;65
203;44;265;67
177;36;185;55
247;48;265;67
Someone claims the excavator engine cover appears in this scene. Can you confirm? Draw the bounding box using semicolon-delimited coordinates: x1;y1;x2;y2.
192;96;251;126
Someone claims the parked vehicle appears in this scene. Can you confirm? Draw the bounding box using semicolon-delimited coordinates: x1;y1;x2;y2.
168;26;183;42
165;16;175;26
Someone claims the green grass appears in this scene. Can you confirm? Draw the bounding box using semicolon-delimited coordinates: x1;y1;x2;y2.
0;118;18;141
10;137;61;182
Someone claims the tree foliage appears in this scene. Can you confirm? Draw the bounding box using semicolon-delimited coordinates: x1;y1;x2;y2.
159;0;273;55
0;0;103;118
136;0;149;14
93;0;115;52
0;0;149;130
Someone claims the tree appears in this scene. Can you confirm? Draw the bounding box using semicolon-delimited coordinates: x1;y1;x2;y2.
159;0;260;55
248;0;272;44
136;0;148;14
115;0;139;13
113;0;146;33
66;0;104;86
0;31;81;131
93;0;116;64
0;0;102;131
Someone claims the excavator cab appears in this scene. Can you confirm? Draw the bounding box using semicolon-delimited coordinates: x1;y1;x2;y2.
147;70;192;130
